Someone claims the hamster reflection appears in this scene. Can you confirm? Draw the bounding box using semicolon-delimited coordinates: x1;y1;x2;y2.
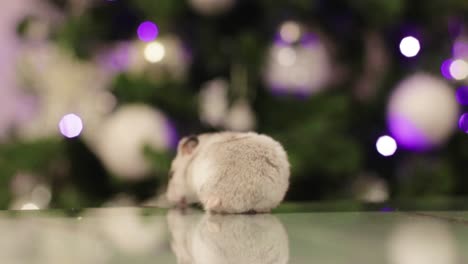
167;210;289;264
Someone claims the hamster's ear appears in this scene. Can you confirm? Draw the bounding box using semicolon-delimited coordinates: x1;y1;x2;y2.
181;135;199;155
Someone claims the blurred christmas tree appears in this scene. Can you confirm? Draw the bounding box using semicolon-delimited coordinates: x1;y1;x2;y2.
1;0;468;209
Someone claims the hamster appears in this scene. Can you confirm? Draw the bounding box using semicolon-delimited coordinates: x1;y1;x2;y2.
167;209;289;264
166;131;290;213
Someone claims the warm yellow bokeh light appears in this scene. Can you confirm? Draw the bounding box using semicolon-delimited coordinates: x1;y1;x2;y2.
144;41;165;63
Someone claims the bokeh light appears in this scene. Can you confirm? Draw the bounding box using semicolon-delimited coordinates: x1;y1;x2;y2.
453;37;468;58
440;59;453;80
458;113;468;133
137;21;159;42
59;113;83;138
449;59;468;80
399;36;420;57
144;41;165;63
455;86;468;105
279;21;301;44
376;135;397;156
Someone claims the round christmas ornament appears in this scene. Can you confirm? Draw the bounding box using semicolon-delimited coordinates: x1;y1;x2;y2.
224;99;256;131
264;32;332;96
352;173;389;203
189;0;235;16
387;73;459;151
198;78;229;127
93;104;173;180
17;43;115;140
0;0;59;141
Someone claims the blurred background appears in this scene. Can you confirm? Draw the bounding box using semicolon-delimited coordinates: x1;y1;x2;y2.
1;0;468;210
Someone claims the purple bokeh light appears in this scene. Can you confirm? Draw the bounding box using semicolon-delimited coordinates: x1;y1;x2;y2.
97;42;131;73
137;21;159;42
300;33;319;46
456;86;468;105
387;114;432;151
459;113;468;133
441;59;453;80
164;118;179;150
453;39;468;58
59;113;83;138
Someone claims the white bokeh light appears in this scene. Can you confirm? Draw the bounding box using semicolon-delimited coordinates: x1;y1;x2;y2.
449;59;468;80
59;113;83;138
399;36;421;58
376;135;397;156
144;41;165;63
279;21;301;43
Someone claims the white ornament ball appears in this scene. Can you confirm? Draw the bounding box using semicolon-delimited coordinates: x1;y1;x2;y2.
198;78;229;127
189;0;235;15
224;99;256;131
387;73;459;150
352;173;389;203
264;38;332;96
94;104;172;180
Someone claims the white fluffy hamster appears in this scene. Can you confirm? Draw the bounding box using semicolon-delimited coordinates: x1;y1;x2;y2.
166;131;290;213
167;209;289;264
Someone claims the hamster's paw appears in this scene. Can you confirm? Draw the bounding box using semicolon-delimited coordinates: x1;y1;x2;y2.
204;197;222;213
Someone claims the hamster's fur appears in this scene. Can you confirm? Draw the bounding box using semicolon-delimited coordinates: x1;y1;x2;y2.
166;132;290;213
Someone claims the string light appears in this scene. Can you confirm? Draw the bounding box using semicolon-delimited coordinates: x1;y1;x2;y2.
137;21;159;42
144;41;165;63
279;21;301;44
376;135;397;156
459;113;468;133
455;86;468;105
449;59;468;80
440;59;453;80
59;113;83;138
399;36;420;57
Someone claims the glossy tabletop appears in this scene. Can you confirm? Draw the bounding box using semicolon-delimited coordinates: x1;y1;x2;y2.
2;205;468;264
